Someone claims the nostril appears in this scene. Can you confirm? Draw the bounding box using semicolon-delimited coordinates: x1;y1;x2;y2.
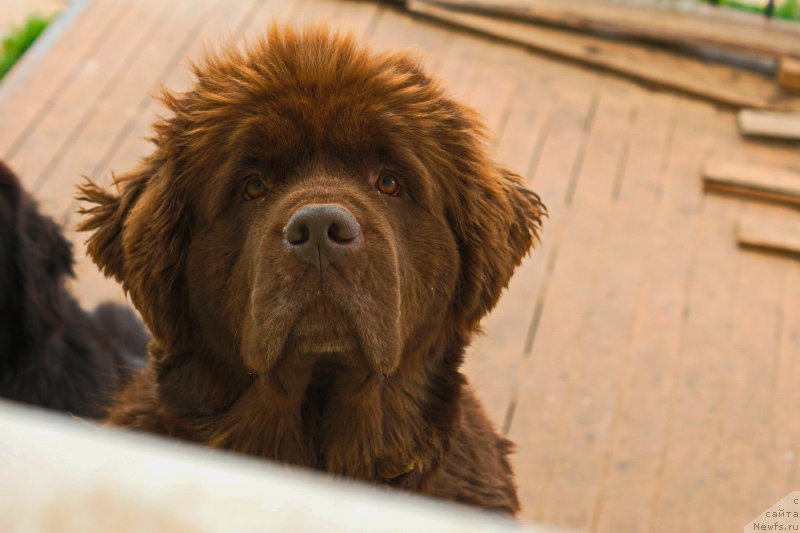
328;222;356;243
284;221;310;245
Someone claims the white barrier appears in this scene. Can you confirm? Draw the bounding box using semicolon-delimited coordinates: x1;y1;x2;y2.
0;400;566;532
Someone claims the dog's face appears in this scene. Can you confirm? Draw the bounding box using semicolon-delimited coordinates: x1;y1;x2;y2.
79;28;543;382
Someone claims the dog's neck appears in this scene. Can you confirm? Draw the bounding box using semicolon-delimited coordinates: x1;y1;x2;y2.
153;328;467;489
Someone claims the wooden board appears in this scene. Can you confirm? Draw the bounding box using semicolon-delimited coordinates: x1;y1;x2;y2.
737;216;800;256
709;205;790;529
509;80;640;529
594;99;718;533
703;159;800;206
647;108;744;532
407;1;800;111
0;0;128;159
427;0;800;60
738;109;800;139
779;56;800;92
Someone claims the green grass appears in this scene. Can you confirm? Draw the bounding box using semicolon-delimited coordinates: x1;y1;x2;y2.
0;14;53;80
704;0;800;20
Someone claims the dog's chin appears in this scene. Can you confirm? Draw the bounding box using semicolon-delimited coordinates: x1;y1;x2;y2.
240;297;398;376
288;310;360;359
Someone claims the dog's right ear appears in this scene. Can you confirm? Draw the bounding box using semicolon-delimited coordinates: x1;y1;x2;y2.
76;165;150;283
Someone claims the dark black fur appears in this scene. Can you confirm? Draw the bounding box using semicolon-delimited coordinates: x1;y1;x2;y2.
0;161;148;418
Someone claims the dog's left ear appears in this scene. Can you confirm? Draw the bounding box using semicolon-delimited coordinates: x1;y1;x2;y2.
77;161;191;348
452;164;545;328
76;167;150;283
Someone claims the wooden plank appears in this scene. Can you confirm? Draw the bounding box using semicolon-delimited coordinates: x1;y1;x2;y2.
0;0;128;158
703;159;800;207
428;0;800;60
478;62;601;441
648;110;741;533
768;264;800;501
407;1;800;111
593;99;718;533
461;55;552;427
490;70;600;519
707;207;789;531
5;0;174;191
365;2;450;74
779;56;800;91
508;81;637;528
323;0;382;40
541;91;677;532
737;216;800;256
37;0;218;219
738;109;800;140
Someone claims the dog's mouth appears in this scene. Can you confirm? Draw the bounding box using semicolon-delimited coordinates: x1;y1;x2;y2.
288;302;360;358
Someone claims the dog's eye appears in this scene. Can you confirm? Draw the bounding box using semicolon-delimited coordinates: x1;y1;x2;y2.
244;174;268;200
375;172;400;196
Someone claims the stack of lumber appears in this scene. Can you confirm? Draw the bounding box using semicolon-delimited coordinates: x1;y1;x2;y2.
401;0;800;111
703;159;800;257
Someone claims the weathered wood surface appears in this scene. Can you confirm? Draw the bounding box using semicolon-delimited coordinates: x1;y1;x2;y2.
427;0;800;59
738;216;800;256
1;1;799;531
738;109;800;139
703;159;800;206
408;0;800;111
779;56;800;92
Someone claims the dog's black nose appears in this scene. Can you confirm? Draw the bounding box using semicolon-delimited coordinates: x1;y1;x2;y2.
283;204;362;270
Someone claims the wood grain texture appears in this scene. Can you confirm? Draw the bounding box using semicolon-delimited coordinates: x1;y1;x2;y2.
408;0;800;111
779;56;800;92
737;216;800;256
703;159;800;207
738;109;800;139
594;99;718;533
428;0;800;59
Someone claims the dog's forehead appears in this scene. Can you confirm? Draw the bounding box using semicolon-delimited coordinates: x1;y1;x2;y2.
173;30;489;220
240;82;432;156
188;35;456;158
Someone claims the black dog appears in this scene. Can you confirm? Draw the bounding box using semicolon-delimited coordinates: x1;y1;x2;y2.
0;161;148;418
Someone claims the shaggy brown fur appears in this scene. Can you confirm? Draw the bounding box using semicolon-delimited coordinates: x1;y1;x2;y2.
78;27;544;514
0;161;148;417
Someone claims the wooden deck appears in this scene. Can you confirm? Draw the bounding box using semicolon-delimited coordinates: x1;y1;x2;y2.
1;1;799;531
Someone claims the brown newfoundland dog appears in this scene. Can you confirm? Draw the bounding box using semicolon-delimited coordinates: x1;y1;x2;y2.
78;27;544;514
0;161;148;418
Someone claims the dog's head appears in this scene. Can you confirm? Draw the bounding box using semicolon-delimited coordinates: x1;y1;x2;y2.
78;28;544;381
0;161;74;356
